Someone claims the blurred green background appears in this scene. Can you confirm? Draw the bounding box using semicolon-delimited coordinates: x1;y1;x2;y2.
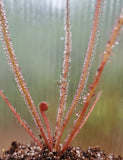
0;0;123;156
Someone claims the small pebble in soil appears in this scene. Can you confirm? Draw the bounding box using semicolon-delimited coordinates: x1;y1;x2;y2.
0;141;122;160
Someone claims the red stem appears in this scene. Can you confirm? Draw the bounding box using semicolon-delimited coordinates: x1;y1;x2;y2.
0;90;43;149
62;13;123;152
55;0;71;149
55;0;102;150
39;102;53;149
72;91;102;141
0;0;51;149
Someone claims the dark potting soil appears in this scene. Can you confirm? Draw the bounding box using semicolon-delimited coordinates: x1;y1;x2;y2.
0;141;122;160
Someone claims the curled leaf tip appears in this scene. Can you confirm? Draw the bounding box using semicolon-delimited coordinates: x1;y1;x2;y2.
39;102;48;112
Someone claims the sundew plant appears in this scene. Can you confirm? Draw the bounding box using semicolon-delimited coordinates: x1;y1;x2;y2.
0;0;123;153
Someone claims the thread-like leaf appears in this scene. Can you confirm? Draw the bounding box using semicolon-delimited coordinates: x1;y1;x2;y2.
70;91;102;142
55;0;102;149
62;13;123;152
0;90;43;149
39;102;53;149
0;0;51;149
54;0;72;150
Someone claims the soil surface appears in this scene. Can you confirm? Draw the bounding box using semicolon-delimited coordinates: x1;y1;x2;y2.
0;141;122;160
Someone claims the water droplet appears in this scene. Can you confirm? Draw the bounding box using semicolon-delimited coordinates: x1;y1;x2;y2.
114;27;118;31
115;41;119;45
82;95;87;103
111;45;114;49
76;113;79;117
60;36;64;40
107;60;111;63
